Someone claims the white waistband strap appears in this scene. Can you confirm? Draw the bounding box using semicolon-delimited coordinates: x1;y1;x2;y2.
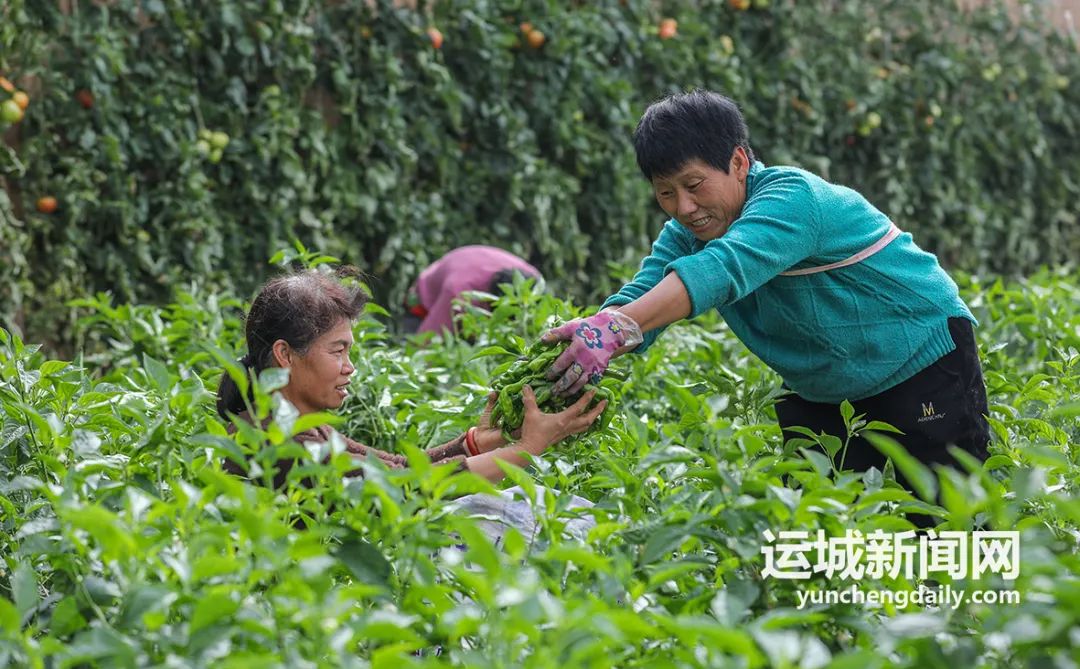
779;222;902;277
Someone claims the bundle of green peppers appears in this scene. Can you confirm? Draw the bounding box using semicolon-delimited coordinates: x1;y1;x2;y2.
488;339;624;439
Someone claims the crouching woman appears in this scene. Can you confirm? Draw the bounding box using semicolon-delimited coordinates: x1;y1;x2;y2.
216;266;606;489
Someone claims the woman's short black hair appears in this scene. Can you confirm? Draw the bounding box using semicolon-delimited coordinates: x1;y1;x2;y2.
633;89;755;181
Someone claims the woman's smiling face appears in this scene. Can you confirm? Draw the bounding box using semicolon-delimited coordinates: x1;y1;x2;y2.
277;318;356;415
651;147;750;243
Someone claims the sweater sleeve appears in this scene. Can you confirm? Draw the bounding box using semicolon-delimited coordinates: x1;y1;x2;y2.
228;416;470;483
666;172;821;318
423;433;470;465
324;429;468;473
601;220;696;353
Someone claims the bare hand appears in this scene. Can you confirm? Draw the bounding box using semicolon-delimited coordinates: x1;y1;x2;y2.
473;391;508;452
477;391;498;430
517;385;607;454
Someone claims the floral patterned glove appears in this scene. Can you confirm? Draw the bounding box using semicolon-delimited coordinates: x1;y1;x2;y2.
541;310;643;396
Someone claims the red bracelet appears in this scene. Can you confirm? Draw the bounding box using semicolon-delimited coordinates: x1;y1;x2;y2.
465;427;480;456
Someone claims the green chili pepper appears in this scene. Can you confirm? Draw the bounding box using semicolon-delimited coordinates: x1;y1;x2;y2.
498;391;515;424
488;339;626;436
502;379;527;396
596;406;615;432
527;349;560;372
534;386;552;406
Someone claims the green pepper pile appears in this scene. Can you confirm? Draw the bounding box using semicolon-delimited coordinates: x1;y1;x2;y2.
488;339;624;439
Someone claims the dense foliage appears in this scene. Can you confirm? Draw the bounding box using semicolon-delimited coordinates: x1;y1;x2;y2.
1;252;1078;666
1;0;1078;351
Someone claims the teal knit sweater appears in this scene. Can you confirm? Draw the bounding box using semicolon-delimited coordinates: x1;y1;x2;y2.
602;161;975;403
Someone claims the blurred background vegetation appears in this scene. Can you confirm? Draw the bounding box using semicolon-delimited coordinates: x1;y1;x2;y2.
1;0;1077;355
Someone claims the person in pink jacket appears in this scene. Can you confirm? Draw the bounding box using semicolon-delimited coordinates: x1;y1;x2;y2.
403;245;542;336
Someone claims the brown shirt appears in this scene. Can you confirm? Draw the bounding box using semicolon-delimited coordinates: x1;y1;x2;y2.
223;411;470;488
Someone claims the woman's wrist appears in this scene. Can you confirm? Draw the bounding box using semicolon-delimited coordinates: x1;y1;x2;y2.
514;434;549;457
464;427;481;456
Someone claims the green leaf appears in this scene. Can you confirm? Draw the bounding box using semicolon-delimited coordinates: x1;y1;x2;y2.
0;597;19;634
862;466;883;491
984;454;1016;470
336;538;392;588
863;432;938;502
820;434;843;459
189;591;239;635
542;545;611;571
12;561;38;619
39;360;69;377
258;367;290;393
862;420;905;434
711;577;761;627
855;488;916;508
1048;403;1080;419
83;576;121;606
50;597;88;637
66;627;136;664
290;411;342;436
469;345;513;361
641;524;691;565
799;447;833;477
364;302;391;318
192;554;241;583
142;353;172;393
495;461;538;503
62;505;136;559
840;399;854;427
783;425;821;440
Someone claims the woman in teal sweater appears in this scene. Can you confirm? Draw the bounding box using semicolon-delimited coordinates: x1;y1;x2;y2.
544;89;990;478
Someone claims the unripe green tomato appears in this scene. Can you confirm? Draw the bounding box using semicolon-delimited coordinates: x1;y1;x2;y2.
255;21;273;41
0;99;23;123
210;131;230;149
